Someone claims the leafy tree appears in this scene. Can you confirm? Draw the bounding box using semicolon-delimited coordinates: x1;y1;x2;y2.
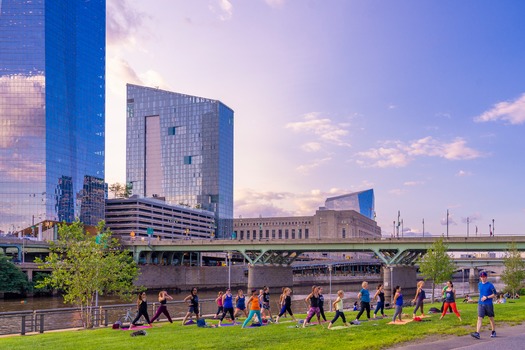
108;182;132;198
0;255;30;294
417;237;456;303
36;220;140;328
501;242;525;297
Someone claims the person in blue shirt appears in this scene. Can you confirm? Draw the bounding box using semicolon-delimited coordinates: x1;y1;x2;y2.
471;271;497;339
355;281;371;322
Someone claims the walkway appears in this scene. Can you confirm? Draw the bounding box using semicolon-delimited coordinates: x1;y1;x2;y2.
390;322;525;350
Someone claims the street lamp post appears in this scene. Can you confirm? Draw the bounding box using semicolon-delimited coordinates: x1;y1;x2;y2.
446;209;449;238
328;265;333;311
227;251;232;290
492;219;495;236
422;218;425;238
467;217;470;237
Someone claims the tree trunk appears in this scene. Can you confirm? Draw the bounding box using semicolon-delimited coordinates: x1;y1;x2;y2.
431;281;436;304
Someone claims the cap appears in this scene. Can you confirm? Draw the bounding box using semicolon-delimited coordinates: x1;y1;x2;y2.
479;271;488;277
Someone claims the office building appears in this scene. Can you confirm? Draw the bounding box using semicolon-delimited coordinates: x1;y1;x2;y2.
0;0;106;234
126;84;233;238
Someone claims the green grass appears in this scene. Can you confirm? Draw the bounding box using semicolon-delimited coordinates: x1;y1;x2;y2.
2;299;524;350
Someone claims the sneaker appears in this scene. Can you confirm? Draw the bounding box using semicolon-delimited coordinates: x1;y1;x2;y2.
491;331;496;338
471;332;480;339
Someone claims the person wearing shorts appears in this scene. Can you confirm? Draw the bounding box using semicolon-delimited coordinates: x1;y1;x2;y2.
471;271;497;339
181;287;199;325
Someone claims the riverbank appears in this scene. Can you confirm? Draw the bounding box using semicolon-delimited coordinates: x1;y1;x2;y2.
1;298;523;350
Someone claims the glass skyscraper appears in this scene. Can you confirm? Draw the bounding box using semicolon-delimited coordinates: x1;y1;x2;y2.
126;84;234;238
0;0;105;234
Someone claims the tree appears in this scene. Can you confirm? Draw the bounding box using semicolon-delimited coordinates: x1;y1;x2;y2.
108;182;132;199
501;242;525;297
0;255;29;294
36;220;140;328
417;237;456;303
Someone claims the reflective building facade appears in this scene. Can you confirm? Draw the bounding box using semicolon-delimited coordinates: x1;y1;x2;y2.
0;1;106;234
126;84;234;238
324;189;376;220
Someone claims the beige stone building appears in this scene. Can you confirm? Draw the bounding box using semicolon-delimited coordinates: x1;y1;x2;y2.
233;209;381;241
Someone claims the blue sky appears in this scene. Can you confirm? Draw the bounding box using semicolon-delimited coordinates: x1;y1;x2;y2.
105;0;525;237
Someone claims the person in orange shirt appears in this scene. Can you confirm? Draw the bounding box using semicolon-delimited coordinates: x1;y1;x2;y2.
242;289;262;328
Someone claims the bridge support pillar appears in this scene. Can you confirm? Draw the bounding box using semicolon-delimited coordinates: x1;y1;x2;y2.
469;268;479;293
247;265;293;291
383;265;417;303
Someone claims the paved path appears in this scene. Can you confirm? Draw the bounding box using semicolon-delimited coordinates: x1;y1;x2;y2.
390;323;525;350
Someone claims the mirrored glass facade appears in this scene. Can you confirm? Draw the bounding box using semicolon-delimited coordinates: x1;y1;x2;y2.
126;84;233;238
0;0;105;234
324;189;376;220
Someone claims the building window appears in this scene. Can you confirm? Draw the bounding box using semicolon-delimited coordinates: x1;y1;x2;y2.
265;229;269;239
278;229;282;239
184;156;192;164
272;229;276;239
305;229;309;239
285;229;289;239
291;229;295;239
342;228;346;239
298;229;302;239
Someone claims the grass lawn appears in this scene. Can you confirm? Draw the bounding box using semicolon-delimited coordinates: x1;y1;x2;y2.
2;299;524;350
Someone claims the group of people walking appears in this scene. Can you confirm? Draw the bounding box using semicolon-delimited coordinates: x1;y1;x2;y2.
128;271;499;339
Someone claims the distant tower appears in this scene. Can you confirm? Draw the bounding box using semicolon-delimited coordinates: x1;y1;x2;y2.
126;84;234;238
0;0;106;233
324;189;376;220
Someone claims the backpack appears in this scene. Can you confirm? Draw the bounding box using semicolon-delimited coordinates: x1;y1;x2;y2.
112;320;122;329
197;319;207;327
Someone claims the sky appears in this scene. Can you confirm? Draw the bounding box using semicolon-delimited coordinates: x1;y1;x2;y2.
105;0;525;237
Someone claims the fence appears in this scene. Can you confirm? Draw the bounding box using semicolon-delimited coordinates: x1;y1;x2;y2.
0;298;216;336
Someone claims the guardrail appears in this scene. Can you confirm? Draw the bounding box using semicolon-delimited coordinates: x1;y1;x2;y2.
0;298;217;336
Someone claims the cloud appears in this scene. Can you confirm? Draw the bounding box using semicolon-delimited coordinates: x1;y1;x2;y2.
107;0;149;47
209;0;233;21
474;92;525;125
296;157;332;174
265;0;285;8
355;143;410;168
235;186;367;218
456;170;472;177
355;136;482;168
388;188;405;196
403;181;424;186
461;213;482;224
300;142;322;152
285;112;351;149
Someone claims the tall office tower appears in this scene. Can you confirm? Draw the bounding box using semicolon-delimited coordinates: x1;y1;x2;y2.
126;84;234;238
0;1;106;234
